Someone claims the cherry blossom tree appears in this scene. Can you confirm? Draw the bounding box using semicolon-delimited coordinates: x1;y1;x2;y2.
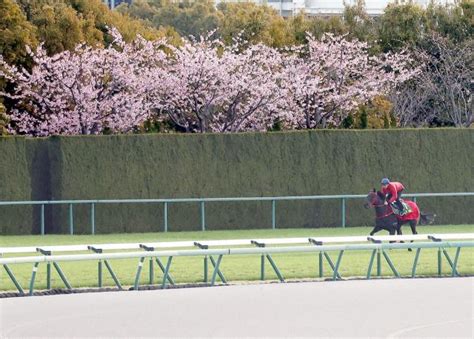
282;33;418;129
1;29;419;135
151;34;290;133
0;28;169;136
210;42;290;132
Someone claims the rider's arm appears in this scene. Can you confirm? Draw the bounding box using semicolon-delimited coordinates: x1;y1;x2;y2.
386;185;397;203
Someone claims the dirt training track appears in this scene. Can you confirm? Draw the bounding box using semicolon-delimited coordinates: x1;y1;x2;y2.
1;277;473;338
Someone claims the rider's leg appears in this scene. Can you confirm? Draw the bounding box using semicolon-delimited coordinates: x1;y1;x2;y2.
395;190;404;213
395;198;404;212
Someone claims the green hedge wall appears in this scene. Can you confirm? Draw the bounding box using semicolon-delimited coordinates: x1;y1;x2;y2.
1;129;473;235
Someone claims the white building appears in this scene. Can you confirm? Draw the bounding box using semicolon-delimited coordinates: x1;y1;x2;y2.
103;0;132;9
217;0;457;17
106;0;457;16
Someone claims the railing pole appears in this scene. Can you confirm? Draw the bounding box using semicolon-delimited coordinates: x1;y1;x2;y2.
377;249;381;277
134;257;145;290
98;260;102;287
452;247;461;277
161;256;174;289
46;262;51;289
438;248;442;276
210;255;223;286
318;252;323;278
272;200;276;230
53;262;72;289
201;201;206;231
104;260;123;289
367;249;377;279
164;202;168;232
91;203;95;235
332;250;344;280
412;248;421;278
149;258;154;285
69;204;74;235
40;204;45;235
29;262;39;296
341;198;346;228
3;265;24;295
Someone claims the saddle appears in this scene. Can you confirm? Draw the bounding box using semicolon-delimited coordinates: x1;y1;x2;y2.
390;199;412;216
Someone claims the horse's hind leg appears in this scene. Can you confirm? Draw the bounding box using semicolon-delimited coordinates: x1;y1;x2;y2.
407;220;418;252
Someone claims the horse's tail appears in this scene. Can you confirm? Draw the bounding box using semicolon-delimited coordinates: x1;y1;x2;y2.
420;212;436;225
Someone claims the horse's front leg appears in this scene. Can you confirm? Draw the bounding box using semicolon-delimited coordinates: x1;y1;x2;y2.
396;223;403;235
396;222;405;245
389;226;397;243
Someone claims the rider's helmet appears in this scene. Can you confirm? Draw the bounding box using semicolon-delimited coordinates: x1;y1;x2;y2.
381;178;390;185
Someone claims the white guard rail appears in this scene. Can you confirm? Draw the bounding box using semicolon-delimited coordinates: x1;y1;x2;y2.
1;233;473;296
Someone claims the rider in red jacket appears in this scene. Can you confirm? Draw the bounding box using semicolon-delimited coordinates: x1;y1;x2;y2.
381;178;405;214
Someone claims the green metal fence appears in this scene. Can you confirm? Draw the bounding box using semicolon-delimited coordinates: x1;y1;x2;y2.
0;192;473;235
1;240;472;296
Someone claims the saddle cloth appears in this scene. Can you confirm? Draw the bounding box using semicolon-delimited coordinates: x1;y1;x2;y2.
390;199;412;216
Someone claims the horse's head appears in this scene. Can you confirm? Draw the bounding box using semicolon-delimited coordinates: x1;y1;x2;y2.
364;188;385;208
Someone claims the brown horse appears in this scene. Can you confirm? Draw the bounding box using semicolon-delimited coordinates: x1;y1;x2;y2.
364;189;434;237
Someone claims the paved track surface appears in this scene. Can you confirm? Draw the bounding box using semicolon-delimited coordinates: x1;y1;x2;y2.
1;277;473;338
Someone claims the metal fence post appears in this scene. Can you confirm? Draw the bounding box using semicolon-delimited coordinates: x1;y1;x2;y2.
98;260;102;287
69;204;74;235
40;204;45;235
46;262;51;289
91;203;95;235
341;198;346;228
272;200;276;230
201;201;206;231
164;202;168;232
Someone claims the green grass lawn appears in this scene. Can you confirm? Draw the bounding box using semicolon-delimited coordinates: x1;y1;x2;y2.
1;225;473;292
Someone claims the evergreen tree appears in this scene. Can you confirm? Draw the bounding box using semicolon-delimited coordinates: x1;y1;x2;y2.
0;0;38;66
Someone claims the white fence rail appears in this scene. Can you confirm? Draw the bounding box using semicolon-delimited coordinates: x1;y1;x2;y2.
1;233;473;296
